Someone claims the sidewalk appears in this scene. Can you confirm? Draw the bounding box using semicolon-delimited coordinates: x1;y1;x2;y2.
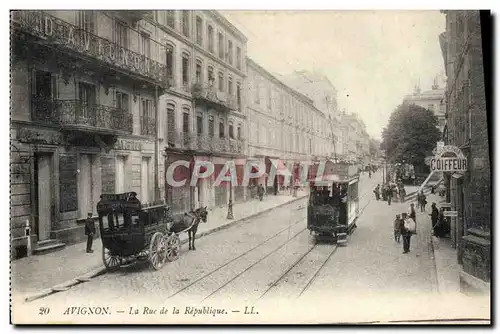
425;192;462;295
11;190;308;302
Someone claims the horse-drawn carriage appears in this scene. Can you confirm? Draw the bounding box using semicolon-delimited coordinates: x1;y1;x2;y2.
96;192;207;271
307;161;360;245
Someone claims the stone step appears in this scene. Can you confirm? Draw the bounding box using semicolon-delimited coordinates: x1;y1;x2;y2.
33;240;66;255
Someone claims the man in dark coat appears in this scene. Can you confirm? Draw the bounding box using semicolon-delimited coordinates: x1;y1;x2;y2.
430;203;440;237
85;212;96;253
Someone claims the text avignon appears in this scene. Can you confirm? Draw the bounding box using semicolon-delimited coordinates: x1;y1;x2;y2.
63;306;111;315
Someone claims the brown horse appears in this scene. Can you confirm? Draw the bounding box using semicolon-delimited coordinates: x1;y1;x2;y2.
169;207;208;250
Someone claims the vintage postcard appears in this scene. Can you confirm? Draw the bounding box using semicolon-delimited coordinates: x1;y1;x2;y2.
9;9;491;325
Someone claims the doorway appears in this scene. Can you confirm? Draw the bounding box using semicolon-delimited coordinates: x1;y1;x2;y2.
34;153;54;241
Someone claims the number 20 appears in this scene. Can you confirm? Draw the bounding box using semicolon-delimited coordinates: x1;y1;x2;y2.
39;307;50;315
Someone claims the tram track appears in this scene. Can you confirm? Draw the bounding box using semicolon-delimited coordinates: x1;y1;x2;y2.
165;215;307;300
169;177;379;303
256;187;376;302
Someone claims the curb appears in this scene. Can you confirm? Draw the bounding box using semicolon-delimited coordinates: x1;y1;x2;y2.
428;233;440;294
23;194;308;303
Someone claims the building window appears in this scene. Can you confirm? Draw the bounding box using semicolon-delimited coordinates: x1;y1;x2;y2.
219;121;225;138
140;98;154;135
196;61;202;83
236;46;241;70
166;10;175;28
78;82;96;117
218;72;224;92
207;25;214;53
166;45;174;84
196;16;203;45
182;108;190;133
208;116;214;136
115;91;129;113
228;77;233;95
228;40;233;65
229;123;234;139
236;83;242;111
167;103;176;135
237;125;242;140
78;11;95;33
140;32;151;58
182;53;190;88
218;32;224;59
197;114;203;134
182;11;190;37
114;20;128;48
207;66;214;84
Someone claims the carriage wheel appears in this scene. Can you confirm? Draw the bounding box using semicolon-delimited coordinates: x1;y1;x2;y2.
149;232;167;270
102;247;121;271
166;233;181;262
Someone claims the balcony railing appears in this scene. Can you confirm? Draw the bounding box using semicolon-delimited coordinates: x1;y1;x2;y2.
12;11;168;87
141;117;156;136
167;131;244;154
191;83;238;112
32;97;133;134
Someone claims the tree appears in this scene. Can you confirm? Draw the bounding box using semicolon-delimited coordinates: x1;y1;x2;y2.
381;103;441;172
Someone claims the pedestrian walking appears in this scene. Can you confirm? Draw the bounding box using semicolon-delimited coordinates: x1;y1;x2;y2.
387;185;393;206
393;214;402;243
417;190;427;212
84;212;95;254
430;203;440;236
373;184;380;200
257;184;265;201
399;185;406;203
401;212;416;254
408;203;416;223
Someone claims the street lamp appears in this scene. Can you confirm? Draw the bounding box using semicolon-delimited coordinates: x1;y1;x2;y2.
227;163;234;220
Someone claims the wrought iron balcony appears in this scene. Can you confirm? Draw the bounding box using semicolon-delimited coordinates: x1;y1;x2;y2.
166;130;244;154
191;83;238;112
32;97;133;134
141;118;156;136
112;10;152;23
11;11;168;88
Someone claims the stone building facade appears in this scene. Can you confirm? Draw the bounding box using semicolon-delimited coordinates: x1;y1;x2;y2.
403;82;446;133
10;10;167;257
440;10;491;292
151;10;247;213
246;59;332;194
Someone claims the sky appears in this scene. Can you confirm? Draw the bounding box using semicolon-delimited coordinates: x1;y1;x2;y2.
220;10;446;140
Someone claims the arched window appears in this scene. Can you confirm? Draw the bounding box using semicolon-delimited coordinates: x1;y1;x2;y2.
165;44;175;85
182;107;190;133
195;59;203;83
166;103;176;145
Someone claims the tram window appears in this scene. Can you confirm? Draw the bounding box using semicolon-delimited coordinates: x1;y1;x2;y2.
131;214;140;226
115;214;125;228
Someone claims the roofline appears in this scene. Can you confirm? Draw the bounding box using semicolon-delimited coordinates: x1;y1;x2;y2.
246;57;322;113
209;11;248;42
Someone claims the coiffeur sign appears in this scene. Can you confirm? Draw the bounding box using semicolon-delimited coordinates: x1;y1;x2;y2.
429;145;468;173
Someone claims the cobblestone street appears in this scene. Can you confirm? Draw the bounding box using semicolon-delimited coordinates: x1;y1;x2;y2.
12;172;489;323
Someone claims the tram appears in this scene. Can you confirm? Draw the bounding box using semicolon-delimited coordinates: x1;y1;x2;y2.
306;160;360;245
